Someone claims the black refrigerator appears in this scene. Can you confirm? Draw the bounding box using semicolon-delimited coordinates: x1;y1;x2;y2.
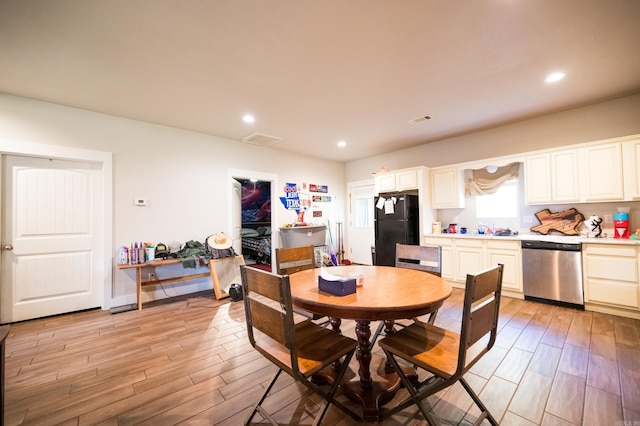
374;192;419;266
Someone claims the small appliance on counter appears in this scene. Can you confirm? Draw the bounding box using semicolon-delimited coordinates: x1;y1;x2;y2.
432;222;442;234
614;207;630;238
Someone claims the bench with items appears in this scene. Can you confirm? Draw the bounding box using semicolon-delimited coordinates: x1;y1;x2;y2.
117;232;244;310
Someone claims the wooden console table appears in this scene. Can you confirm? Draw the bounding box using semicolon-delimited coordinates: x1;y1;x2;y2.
118;255;244;310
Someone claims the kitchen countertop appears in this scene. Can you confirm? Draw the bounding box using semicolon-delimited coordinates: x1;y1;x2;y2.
424;232;640;245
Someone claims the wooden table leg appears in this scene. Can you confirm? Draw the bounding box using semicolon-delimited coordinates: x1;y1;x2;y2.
314;318;418;422
339;320;409;422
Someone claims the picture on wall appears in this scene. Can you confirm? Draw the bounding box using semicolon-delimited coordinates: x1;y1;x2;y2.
241;180;271;223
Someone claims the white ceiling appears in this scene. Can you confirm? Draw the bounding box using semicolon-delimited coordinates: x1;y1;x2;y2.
1;1;639;162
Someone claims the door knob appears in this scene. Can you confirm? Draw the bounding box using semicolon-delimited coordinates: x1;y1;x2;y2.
3;244;13;251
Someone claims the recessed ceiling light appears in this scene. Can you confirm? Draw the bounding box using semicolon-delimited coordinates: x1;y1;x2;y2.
545;72;565;83
242;114;255;124
337;140;346;148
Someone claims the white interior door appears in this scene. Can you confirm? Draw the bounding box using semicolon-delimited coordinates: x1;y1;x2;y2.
347;183;375;265
1;155;103;323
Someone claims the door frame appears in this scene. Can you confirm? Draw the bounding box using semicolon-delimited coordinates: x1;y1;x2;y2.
0;139;113;310
227;168;278;263
347;178;375;265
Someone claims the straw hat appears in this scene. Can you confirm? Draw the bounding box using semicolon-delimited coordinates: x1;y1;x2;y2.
208;232;233;249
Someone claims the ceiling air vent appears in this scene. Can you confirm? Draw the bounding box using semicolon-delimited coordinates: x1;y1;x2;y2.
408;115;433;125
242;132;283;147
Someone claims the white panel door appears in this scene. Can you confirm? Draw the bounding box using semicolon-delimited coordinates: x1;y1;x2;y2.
1;155;103;322
347;183;375;265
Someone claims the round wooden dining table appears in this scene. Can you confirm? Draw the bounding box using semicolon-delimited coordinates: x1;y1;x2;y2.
288;264;452;421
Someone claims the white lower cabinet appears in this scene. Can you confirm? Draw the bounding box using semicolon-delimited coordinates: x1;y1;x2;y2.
423;237;523;296
583;244;639;309
486;240;522;292
453;239;484;283
435;238;453;280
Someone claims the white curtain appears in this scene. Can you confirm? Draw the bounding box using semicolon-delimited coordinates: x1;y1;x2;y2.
465;162;520;196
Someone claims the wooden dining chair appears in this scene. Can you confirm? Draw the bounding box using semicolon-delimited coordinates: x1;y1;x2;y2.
239;265;361;425
370;243;442;348
275;245;328;325
378;264;504;425
275;245;317;275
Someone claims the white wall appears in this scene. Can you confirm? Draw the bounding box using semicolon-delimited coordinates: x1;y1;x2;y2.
3;91;639;307
346;92;640;181
0;94;346;306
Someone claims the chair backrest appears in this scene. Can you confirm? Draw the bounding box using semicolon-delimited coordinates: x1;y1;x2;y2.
275;245;316;275
240;265;299;374
395;243;442;277
457;263;504;375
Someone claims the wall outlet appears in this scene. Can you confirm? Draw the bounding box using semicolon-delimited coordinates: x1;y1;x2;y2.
604;214;613;223
148;272;156;281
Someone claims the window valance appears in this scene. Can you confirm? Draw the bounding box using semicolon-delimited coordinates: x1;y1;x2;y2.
465;162;520;196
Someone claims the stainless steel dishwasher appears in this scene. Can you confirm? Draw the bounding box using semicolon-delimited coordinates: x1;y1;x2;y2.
521;240;584;309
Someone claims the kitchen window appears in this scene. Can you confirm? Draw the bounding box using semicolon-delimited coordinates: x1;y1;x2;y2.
476;179;518;218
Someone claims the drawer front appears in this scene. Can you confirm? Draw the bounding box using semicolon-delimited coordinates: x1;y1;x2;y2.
485;239;519;250
583;244;637;257
586;278;639;308
585;255;638;283
455;239;484;248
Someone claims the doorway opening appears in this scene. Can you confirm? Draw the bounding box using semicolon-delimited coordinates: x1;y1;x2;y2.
228;168;278;273
236;178;272;270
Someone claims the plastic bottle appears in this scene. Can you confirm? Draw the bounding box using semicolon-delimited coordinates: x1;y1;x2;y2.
118;246;129;264
138;242;145;264
130;242;138;264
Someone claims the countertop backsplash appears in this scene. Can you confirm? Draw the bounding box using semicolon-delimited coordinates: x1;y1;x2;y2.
435;198;639;240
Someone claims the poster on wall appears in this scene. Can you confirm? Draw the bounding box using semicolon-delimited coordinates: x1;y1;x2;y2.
279;182;333;225
279;182;310;224
241;180;271;224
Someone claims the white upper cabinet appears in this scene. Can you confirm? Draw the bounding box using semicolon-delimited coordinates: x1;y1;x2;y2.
551;150;580;202
374;173;397;193
623;136;640;200
525;137;633;205
430;166;466;209
581;142;624;202
524;154;551;203
396;168;420;191
525;150;579;204
374;167;425;194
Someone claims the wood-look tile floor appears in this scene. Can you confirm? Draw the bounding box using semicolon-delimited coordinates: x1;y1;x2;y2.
3;289;640;425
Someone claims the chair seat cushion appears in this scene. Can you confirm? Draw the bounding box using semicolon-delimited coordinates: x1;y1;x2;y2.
255;321;357;377
378;321;460;379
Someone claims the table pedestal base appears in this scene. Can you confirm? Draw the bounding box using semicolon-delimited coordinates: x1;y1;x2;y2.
314;353;417;422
